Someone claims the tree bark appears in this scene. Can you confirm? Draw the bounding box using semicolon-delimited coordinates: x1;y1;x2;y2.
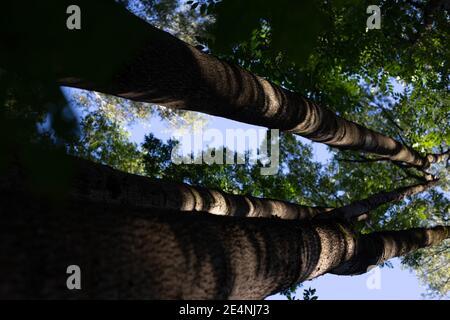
331;226;450;276
321;179;439;221
427;150;450;164
1;155;448;299
0;154;329;220
4;146;434;225
1;0;430;169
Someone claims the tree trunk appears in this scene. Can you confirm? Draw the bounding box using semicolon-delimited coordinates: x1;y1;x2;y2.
1;154;328;220
2;0;431;169
37;154;428;222
1;155;448;299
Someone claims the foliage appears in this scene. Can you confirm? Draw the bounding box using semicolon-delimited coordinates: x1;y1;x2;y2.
280;284;318;301
119;0;213;44
303;287;318;301
67;108;145;175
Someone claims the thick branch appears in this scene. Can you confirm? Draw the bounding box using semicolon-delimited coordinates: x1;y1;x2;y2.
337;155;431;181
331;226;450;275
318;180;439;221
336;157;389;163
427;149;450;165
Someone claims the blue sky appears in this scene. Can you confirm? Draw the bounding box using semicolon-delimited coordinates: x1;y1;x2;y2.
268;258;432;300
268;258;429;300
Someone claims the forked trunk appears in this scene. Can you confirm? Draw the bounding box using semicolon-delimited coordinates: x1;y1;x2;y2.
1;156;448;299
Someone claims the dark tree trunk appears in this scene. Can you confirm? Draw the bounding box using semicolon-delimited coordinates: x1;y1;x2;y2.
1;155;448;299
1;0;432;169
60;156;330;220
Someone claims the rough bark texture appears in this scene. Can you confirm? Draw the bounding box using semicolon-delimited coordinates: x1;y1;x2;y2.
2;1;428;168
331;226;450;275
0;158;356;299
1;155;448;299
67;158;330;220
0;193;346;299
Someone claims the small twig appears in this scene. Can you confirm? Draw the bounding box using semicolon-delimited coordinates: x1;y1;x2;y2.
379;104;405;133
333;192;345;207
392;162;429;182
336;157;386;163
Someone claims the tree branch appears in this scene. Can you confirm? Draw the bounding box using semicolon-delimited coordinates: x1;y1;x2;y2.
427;149;450;165
315;179;439;221
331;225;450;275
